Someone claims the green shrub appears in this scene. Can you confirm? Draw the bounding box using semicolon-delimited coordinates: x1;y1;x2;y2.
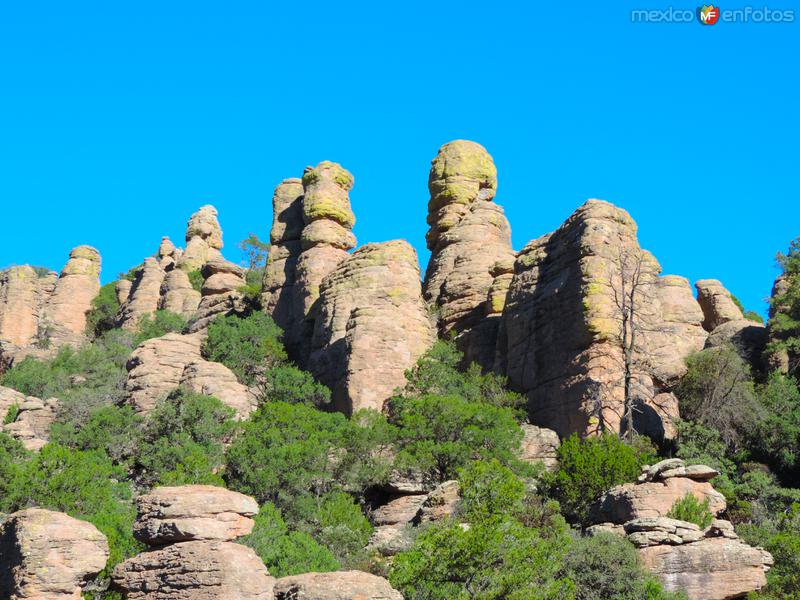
547;433;648;525
667;493;713;528
753;372;800;478
134;310;187;345
203;313;287;386
187;269;204;292
3;403;19;425
261;365;331;407
86;282;120;338
458;459;525;523
239;503;340;577
767;237;800;375
0;432;29;499
50;404;143;465
303;491;372;568
389;394;525;485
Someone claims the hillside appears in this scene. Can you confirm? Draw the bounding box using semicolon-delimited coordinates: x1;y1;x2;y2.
0;140;798;600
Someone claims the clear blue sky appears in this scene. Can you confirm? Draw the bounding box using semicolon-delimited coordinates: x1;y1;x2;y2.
1;1;797;316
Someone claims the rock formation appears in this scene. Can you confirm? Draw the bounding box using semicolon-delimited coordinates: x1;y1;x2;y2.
178;205;224;272
423;140;515;368
499;200;707;440
159;268;201;318
113;485;273;599
0;508;109;599
308;241;434;414
2;395;57;451
118;257;166;330
0;266;48;348
695;279;744;332
186;258;245;332
517;424;560;471
587;459;772;599
261;178;304;343
179;360;257;418
273;571;403;600
132;485;258;545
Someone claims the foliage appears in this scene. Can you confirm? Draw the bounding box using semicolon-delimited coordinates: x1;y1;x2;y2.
0;432;29;499
261;364;331;408
546;433;650;525
134;310;187;345
3;402;19;424
667;493;713;528
389;393;525;486
86;282;121;338
300;491;372;568
239;503;340;577
238;233;270;271
136;390;236;487
676;346;761;449
458;459;525;523
0;443;141;570
203;312;287;386
753;372;800;478
767;237;800;375
402;340;526;414
51;404;143;465
187;269;204;292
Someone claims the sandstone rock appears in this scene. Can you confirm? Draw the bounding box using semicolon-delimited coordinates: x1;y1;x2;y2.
118;257;166;331
262;179;304;342
308;241;434;414
0;508;109;599
0;266;46;347
125;333;203;416
706;319;767;366
639;537;770;600
499;199;705;440
643;458;686;481
423;140;515;368
3;396;58;451
43;245;101;346
419;480;460;523
157;236;182;271
273;570;403;600
179;205;224;272
517;424;560;471
159;269;201;318
0;385;26;424
112;540;273;600
133;485;258;545
589;476;726;524
695;279;744;332
585;522;626;537
179;360;257;419
186;259;245;333
116;279;133;304
367;524;416;557
371;494;427;526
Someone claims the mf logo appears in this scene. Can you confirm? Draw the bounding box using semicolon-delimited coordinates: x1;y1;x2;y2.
697;5;721;24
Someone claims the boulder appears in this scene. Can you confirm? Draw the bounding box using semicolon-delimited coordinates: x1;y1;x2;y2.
308;241;434;414
112;540;274;599
419;480;460;523
178;205;224;272
186;259;245;332
116;279;133;304
133;485;258;545
499;199;706;440
125;333;204;416
706;319;767;366
2;396;58;451
0;385;26;423
371;494;427;526
273;571;403;600
159;269;201;318
0;508;109;599
695;279;744;332
117;257;166;330
179;360;257;419
639;537;770;599
423;140;515;368
517;424;560;471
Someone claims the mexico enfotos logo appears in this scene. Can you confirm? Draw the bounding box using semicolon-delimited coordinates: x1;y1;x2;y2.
631;5;795;23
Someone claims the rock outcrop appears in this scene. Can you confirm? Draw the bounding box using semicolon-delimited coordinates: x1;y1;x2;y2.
0;266;48;348
186;259;245;332
499;200;707;440
0;508;109;599
586;460;771;599
273;571;403;600
423;140;515;368
695;279;744;332
2;395;58;451
159;268;201;319
118;257;166;330
178;205;224;272
113;485;273;599
261;178;304;346
132;485;258;545
308;241;434;414
517;424;560;471
179;360;257;418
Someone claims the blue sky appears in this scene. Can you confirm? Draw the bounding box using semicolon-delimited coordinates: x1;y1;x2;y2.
0;1;797;316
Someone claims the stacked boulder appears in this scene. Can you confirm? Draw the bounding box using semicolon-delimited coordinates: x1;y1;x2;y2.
587;459;773;600
178;204;224;272
308;241;435;414
1;390;57;451
124;332;256;419
498;199;707;441
186;258;246;333
112;485;274;599
0;246;101;367
696;279;767;366
423;140;516;368
0;508;109;599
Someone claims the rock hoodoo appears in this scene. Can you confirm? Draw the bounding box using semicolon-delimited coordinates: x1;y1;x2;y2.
308;241;435;414
178;204;224;272
0;265;48;348
423;140;515;368
695;279;744;332
587;459;772;600
186;258;246;333
113;485;274;599
0;508;109;600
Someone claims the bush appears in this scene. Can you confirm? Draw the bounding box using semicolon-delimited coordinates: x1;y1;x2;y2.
667;493;714;528
187;269;204;292
50;404;143;465
767;237;800;375
389;394;525;485
134;310;187;345
303;491;372;568
203;312;287;386
0;432;28;499
458;459;525;523
239;503;340;577
753;372;800;478
86;282;120;338
261;365;331;408
547;433;649;525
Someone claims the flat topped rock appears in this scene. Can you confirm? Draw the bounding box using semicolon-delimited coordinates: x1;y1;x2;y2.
274;570;403;600
133;485;258;545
